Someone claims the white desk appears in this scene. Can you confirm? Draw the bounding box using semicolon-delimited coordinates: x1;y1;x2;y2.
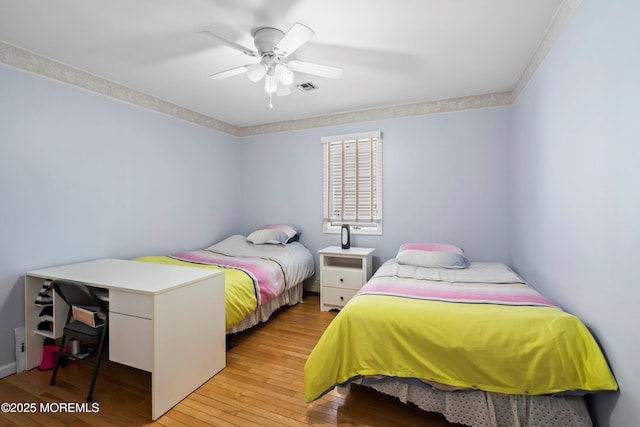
24;258;225;420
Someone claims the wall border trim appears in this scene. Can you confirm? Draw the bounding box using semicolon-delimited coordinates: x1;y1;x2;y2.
1;2;581;136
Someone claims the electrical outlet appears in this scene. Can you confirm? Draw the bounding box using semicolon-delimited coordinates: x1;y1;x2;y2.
15;327;25;373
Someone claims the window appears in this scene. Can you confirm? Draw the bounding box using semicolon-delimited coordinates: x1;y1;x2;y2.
322;131;382;235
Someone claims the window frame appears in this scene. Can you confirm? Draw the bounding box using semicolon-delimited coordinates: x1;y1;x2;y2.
322;131;383;236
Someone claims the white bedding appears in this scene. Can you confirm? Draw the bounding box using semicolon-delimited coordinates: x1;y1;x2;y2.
380;261;525;284
207;234;315;289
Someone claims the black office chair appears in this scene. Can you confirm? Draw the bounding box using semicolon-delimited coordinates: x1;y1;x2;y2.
49;280;108;402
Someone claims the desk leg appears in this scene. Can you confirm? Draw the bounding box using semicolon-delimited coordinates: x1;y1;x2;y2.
151;275;225;420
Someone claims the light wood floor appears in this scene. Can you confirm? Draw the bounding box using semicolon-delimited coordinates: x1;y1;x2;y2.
0;294;462;426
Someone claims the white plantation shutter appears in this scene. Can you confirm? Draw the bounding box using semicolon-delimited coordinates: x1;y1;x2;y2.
322;131;382;235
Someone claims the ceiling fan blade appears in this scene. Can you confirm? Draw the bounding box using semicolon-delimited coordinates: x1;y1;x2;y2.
274;23;314;57
276;84;291;97
287;60;343;79
208;66;248;80
198;30;258;57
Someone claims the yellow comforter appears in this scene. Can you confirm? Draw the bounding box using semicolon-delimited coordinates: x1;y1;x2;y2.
137;256;256;330
305;264;618;402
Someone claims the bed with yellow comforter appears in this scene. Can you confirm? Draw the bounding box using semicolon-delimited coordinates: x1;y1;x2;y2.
138;234;314;332
305;260;617;426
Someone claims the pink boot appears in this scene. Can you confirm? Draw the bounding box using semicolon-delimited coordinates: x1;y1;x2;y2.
38;338;56;370
38;339;68;370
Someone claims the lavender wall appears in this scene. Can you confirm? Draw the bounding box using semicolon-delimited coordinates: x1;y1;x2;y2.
0;64;242;374
239;107;512;280
3;2;635;424
509;1;640;425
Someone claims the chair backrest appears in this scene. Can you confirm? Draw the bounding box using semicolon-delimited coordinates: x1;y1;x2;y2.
51;280;107;312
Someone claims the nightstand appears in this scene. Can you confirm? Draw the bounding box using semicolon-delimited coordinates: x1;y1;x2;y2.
318;246;375;311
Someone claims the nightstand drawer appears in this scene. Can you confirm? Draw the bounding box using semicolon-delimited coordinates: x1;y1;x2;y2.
318;246;375;312
322;266;363;289
322;286;359;307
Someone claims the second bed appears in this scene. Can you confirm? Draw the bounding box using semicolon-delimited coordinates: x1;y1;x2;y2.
138;233;315;333
305;246;617;426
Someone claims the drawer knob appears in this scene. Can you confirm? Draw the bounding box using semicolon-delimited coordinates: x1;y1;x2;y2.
340;296;344;300
340;278;344;282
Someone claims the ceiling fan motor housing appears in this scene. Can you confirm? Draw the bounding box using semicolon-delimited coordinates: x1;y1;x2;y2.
251;27;285;56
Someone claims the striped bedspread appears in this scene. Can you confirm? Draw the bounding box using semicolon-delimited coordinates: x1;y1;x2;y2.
137;249;285;330
359;276;556;307
172;249;285;306
305;260;618;402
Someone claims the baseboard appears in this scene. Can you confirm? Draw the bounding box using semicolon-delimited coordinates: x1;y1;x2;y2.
0;362;16;379
304;279;320;294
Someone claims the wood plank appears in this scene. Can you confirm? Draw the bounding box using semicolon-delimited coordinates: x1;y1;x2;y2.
1;294;461;426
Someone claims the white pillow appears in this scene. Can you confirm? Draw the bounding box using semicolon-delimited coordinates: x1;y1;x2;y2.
396;243;469;269
246;224;299;245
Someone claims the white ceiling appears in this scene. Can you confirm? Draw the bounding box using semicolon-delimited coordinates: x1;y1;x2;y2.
0;0;564;129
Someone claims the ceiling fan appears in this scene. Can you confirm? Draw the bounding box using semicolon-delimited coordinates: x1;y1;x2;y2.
198;23;343;107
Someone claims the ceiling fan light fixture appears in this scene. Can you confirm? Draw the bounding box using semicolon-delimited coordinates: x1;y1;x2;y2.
276;84;292;97
246;63;267;82
274;63;294;85
201;22;342;107
265;73;277;94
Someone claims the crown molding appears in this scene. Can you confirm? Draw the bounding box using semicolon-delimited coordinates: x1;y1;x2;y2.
0;42;511;136
0;41;239;136
512;0;583;101
1;2;580;137
236;92;513;137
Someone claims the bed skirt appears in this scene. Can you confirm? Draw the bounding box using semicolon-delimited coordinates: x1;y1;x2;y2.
341;380;592;427
227;282;304;334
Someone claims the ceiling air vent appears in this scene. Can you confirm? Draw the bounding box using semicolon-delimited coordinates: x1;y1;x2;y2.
297;82;318;92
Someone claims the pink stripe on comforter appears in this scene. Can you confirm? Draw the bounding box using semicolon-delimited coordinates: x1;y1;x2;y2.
172;250;285;306
358;276;556;307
